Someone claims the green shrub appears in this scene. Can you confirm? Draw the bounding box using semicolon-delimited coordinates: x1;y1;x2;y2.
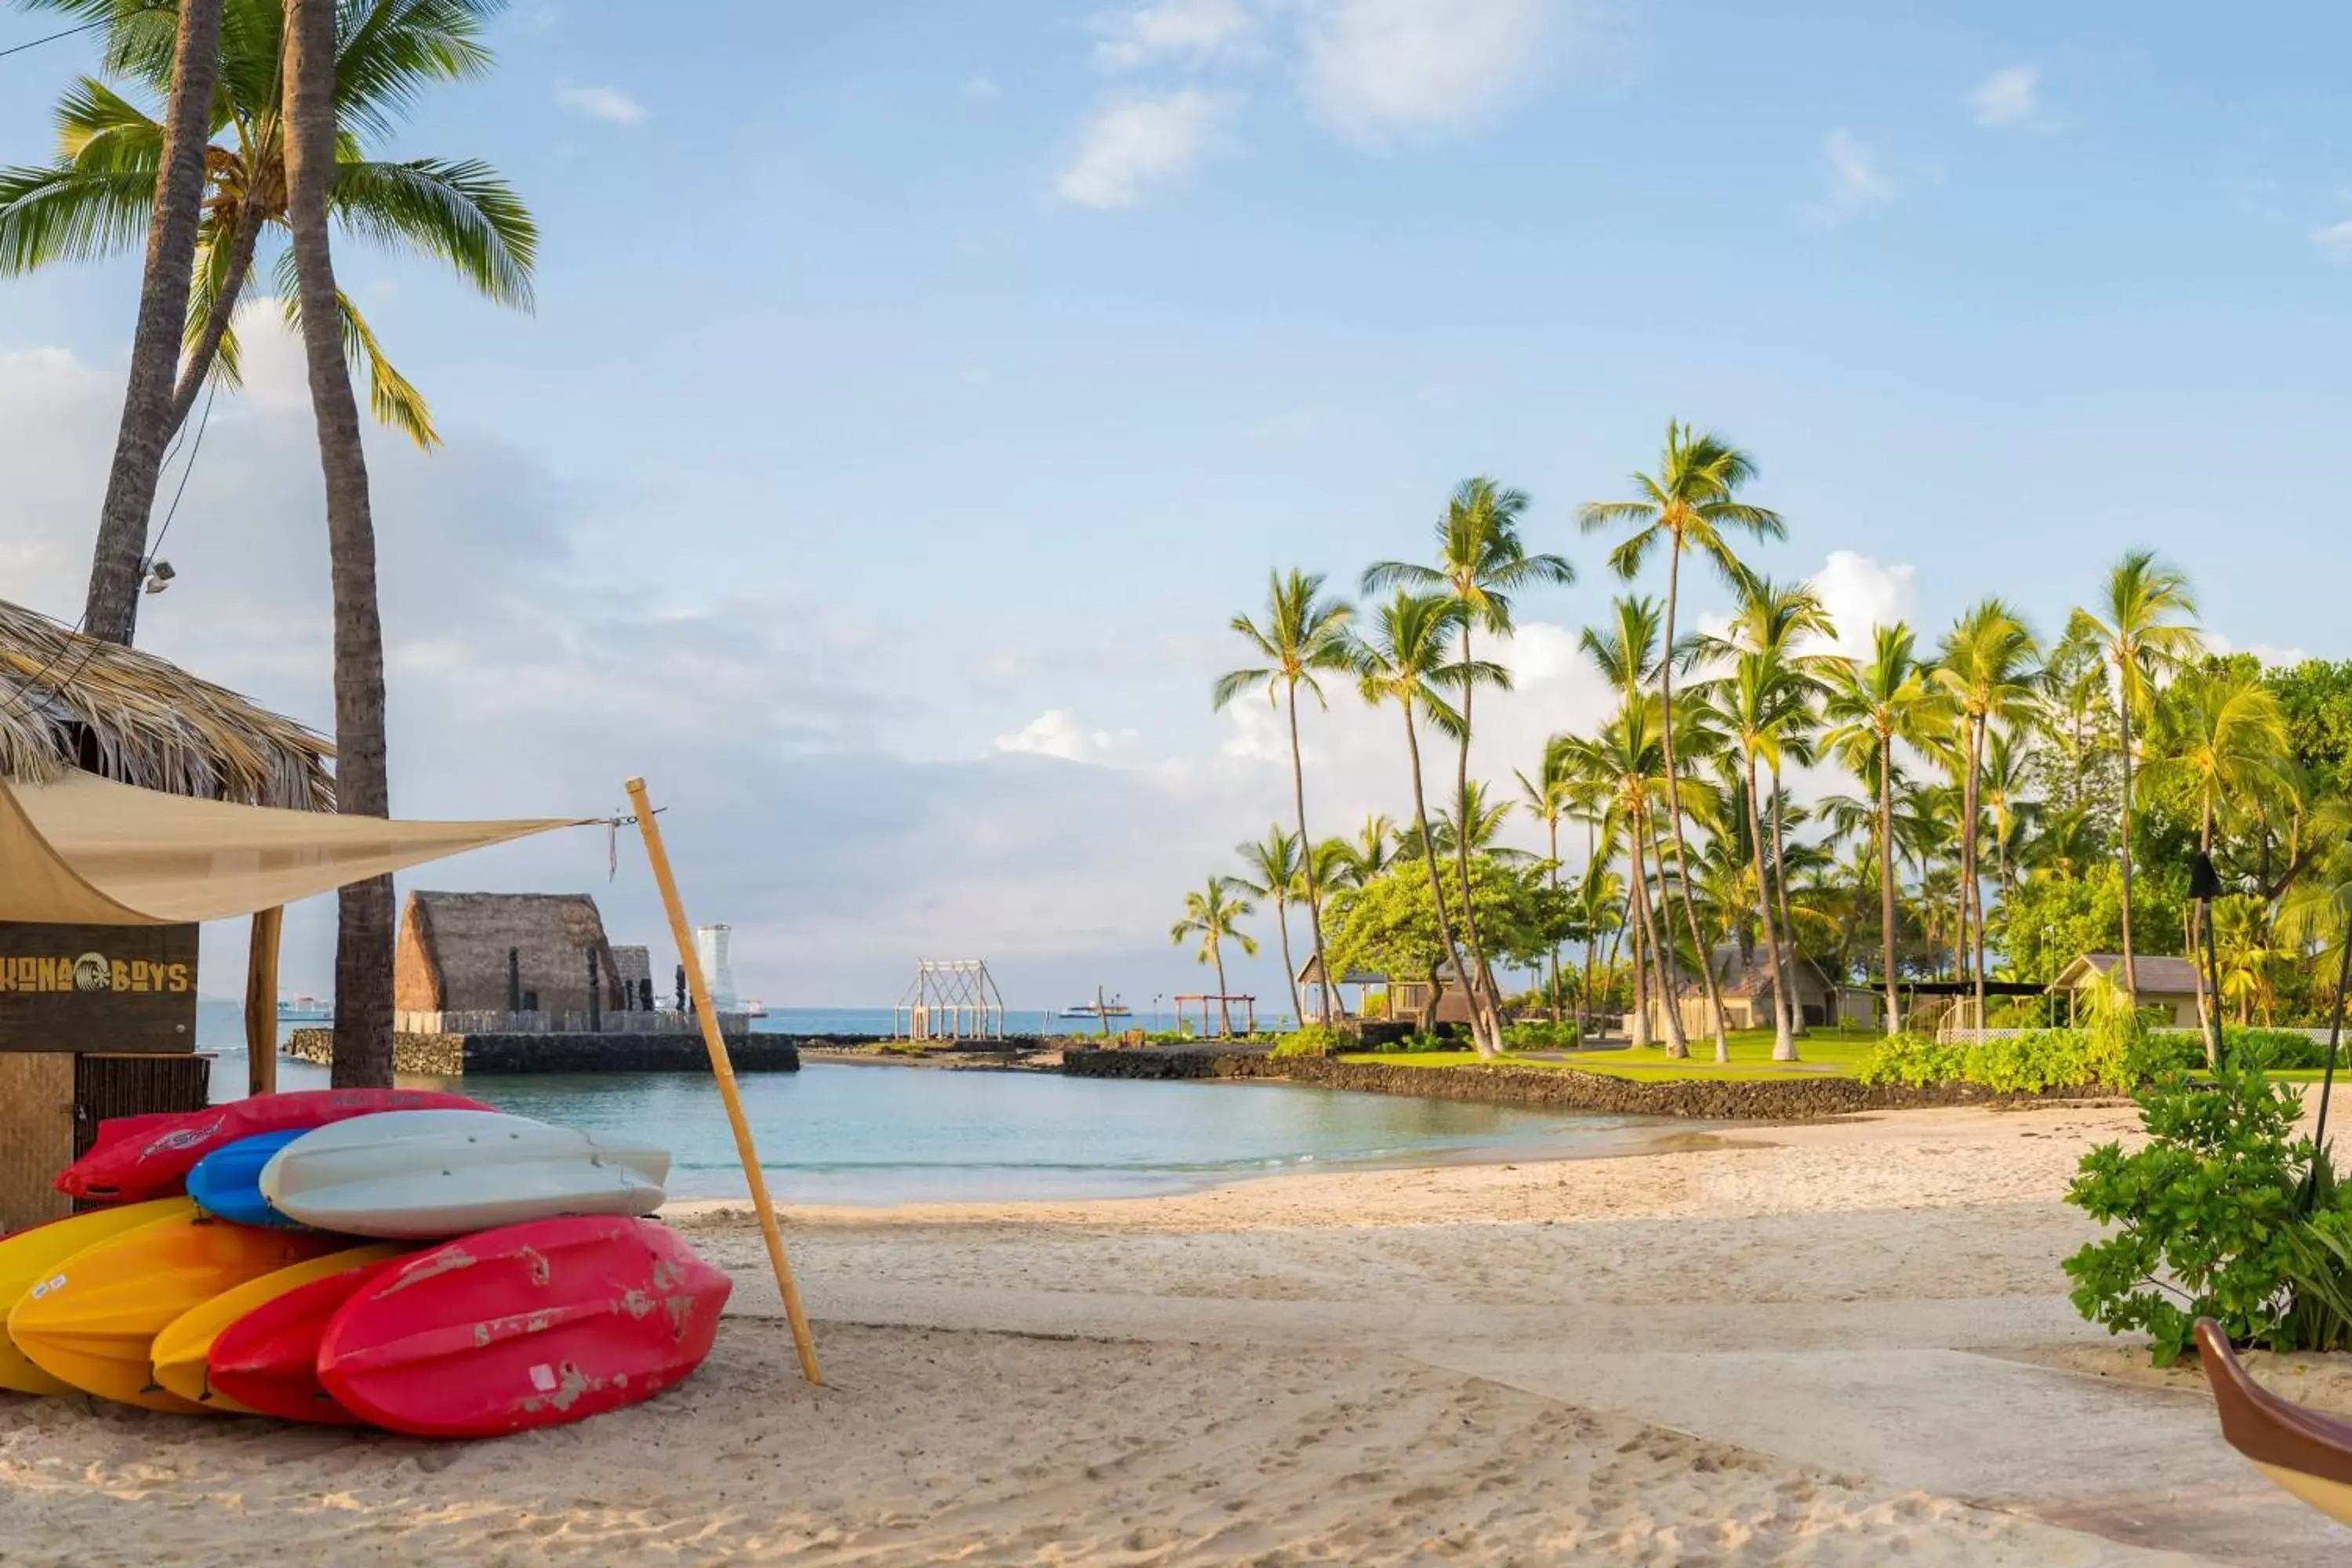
1271;1023;1348;1059
2064;1061;2352;1364
1854;1034;1969;1087
2147;1027;2337;1071
1854;1024;2289;1093
1502;1019;1581;1051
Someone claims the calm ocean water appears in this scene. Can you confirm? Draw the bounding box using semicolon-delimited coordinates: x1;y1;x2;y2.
192;1003;1639;1206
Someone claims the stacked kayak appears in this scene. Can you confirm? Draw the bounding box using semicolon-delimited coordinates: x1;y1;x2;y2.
0;1091;731;1436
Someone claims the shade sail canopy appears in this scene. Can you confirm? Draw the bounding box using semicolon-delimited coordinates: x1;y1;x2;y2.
0;771;593;925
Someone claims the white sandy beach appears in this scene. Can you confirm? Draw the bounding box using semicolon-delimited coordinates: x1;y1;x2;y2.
0;1099;2342;1565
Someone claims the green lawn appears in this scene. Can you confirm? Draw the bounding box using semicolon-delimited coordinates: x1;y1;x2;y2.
1338;1025;1883;1082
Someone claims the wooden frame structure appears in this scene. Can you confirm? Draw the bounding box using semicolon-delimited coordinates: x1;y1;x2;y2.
1174;993;1256;1038
894;958;1004;1041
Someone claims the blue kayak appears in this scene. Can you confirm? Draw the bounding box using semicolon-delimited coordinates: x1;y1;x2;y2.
186;1130;310;1229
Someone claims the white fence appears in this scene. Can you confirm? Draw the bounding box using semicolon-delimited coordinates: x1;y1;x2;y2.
394;1009;750;1036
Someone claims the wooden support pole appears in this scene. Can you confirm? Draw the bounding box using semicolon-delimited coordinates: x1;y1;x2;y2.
245;906;283;1097
625;777;821;1385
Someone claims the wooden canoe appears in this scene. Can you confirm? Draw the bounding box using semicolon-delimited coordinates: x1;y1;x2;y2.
2195;1316;2352;1526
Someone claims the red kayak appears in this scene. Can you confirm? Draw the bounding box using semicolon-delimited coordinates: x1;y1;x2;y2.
318;1216;732;1439
56;1088;491;1203
205;1254;415;1425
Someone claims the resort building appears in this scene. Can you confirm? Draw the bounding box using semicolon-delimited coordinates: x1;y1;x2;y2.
1646;942;1840;1037
1293;956;1478;1028
2045;953;2204;1029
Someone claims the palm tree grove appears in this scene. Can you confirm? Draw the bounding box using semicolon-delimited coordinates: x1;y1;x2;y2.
1203;424;2352;1083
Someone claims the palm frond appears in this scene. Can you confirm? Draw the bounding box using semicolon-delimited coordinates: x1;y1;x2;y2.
330;156;535;308
0;163;151;270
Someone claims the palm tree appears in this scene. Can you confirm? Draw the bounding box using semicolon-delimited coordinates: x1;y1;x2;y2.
1171;877;1258;1038
1;0;536;455
2067;552;2201;1007
1335;813;1396;890
25;0;223;646
1365;478;1571;1054
2147;664;2288;1056
1348;591;1496;1055
1516;746;1577;1023
1575;597;1682;1054
1214;569;1354;1022
1232;826;1308;1025
1932;599;2042;1033
1703;648;1816;1059
1822;625;1940;1034
281;0;393;1085
1581;426;1784;1062
1977;727;2037;895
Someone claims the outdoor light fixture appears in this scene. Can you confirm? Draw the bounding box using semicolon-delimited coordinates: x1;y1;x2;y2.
141;559;175;595
2190;850;2225;1071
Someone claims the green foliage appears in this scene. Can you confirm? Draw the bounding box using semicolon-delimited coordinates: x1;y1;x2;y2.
2267;658;2352;798
2063;1062;2349;1364
1988;864;2185;985
1363;1031;1456;1054
1325;855;1555;987
1502;1019;1582;1051
1271;1023;1347;1058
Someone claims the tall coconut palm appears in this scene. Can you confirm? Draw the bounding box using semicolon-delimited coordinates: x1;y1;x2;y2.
1822;624;1940;1033
1214;569;1354;1022
1516;746;1577;1022
1977;727;2038;896
2066;552;2201;1007
1563;700;1691;1055
1170;877;1258;1038
1365;478;1571;1054
23;0;223;645
2147;664;2288;1058
281;0;393;1085
1347;591;1497;1054
1581;425;1784;1063
1932;599;2042;1033
1702;648;1817;1059
2;0;535;452
1232;826;1308;1025
1338;812;1396;889
1576;597;1683;1053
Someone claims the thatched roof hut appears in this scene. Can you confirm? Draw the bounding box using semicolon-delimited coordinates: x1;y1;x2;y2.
0;598;331;807
394;891;626;1017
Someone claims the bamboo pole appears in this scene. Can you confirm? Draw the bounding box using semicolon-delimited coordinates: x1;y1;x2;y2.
625;777;821;1385
245;906;282;1097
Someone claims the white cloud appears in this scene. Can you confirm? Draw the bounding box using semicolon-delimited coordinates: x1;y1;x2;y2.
962;77;1000;102
2313;220;2352;263
556;85;647;125
2205;631;2313;669
1807;129;1898;224
993;709;1144;764
1807;550;1918;659
1055;90;1229;209
1294;0;1555;143
1093;0;1258;71
1966;64;2042;129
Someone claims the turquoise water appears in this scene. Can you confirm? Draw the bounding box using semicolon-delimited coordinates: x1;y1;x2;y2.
199;1044;1666;1206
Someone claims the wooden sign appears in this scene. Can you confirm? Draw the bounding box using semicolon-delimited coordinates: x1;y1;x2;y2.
0;923;198;1053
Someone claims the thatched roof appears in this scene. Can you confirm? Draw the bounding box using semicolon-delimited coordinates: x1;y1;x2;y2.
394;891;625;1015
610;945;652;989
0;598;331;809
1667;942;1835;1001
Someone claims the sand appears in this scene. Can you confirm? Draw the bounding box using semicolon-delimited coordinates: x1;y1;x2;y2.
0;1095;2337;1565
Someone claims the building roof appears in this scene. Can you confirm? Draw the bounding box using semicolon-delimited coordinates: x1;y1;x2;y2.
0;597;331;808
1295;955;1393;987
394;891;624;1015
2046;953;2202;995
1666;942;1833;1000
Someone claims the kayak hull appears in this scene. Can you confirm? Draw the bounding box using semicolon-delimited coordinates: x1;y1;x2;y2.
262;1110;670;1239
151;1244;408;1412
205;1254;413;1425
319;1215;731;1437
186;1131;310;1229
0;1199;195;1396
58;1089;491;1204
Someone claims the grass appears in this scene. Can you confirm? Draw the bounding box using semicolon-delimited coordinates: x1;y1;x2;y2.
1338;1025;1882;1082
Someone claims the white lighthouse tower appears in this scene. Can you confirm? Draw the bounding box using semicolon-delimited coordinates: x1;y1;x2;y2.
695;924;739;1013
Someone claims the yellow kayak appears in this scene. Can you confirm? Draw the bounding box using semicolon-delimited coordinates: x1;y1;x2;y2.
7;1215;343;1412
151;1244;407;1412
0;1199;195;1397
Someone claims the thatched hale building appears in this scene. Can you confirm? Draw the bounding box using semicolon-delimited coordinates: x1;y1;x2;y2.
395;891;628;1016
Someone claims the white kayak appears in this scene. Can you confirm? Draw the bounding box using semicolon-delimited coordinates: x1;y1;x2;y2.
258;1110;671;1239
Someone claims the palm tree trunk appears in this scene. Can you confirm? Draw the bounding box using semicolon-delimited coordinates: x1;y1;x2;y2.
1450;626;1503;1054
1657;544;1730;1062
1965;714;1987;1038
1580;815;1599;1039
2194;804;2218;1069
1287;679;1334;1025
82;0;225;647
162;202;264;443
1275;891;1302;1025
1547;814;1563;1025
1214;941;1232;1038
1623;825;1651;1049
2118;675;2140;1008
1768;766;1807;1038
1878;732;1900;1036
1748;752;1796;1062
286;0;394;1089
1638;800;1691;1058
1402;708;1484;1057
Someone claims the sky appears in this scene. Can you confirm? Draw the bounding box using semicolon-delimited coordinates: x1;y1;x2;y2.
3;0;2350;1011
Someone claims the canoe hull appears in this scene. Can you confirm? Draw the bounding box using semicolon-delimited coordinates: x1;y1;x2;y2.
318;1215;730;1438
261;1110;670;1239
2195;1317;2352;1529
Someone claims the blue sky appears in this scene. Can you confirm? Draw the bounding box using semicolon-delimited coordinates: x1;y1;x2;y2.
4;1;2350;1008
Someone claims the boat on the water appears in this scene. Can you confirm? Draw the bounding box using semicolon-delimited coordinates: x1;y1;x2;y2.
2195;1316;2352;1526
1060;1001;1132;1019
277;996;332;1024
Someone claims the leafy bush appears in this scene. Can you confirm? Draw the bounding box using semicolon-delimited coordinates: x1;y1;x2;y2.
1502;1020;1582;1051
1360;1031;1455;1054
2064;1061;2352;1364
2147;1027;2338;1071
1271;1023;1348;1059
1853;1023;2328;1093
